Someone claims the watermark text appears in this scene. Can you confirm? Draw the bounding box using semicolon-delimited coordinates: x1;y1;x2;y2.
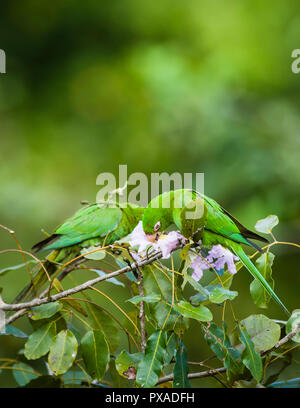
0;49;6;74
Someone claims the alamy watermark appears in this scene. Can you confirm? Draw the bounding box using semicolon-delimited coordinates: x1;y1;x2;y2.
0;49;6;74
0;309;5;333
291;49;300;74
96;165;205;218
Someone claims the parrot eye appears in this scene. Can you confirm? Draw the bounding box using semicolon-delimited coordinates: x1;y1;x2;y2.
154;221;161;232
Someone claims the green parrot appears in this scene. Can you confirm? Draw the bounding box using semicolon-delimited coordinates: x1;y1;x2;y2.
142;189;289;315
15;201;144;302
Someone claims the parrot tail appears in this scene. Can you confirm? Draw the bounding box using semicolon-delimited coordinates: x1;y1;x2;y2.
13;250;60;303
232;246;290;316
31;234;60;253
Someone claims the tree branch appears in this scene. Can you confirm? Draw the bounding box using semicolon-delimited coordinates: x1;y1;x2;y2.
1;250;164;314
156;367;227;385
156;323;300;386
262;322;300;354
127;249;147;352
4;257;88;325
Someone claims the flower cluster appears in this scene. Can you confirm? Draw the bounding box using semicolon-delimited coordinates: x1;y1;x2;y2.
126;222;239;279
127;221;184;259
190;244;239;281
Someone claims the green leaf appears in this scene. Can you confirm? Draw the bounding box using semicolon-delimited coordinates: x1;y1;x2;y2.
86;303;120;353
178;254;192;291
48;330;78;376
209;287;238;304
174;301;212;322
24;375;62;388
270;377;300;388
203;322;243;378
12;363;38;386
24;321;56;360
250;252;275;308
255;215;279;234
109;358;128;388
62;299;88;317
122;310;139;337
90;269;125;287
264;355;291;386
29;302;62;320
239;314;281;352
128;293;161;304
164;332;178;365
173;341;190;388
1;325;28;338
52;279;87;317
143;265;173;299
0;260;37;277
148;301;187;333
179;244;192;261
81;246;106;260
233;379;260;388
183;273;210;298
30;311;67;335
81;330;110;381
115;350;143;379
239;324;263;382
62;369;92;386
143;266;189;333
190;283;218;305
209;270;234;289
136;330;167;388
286;310;300;343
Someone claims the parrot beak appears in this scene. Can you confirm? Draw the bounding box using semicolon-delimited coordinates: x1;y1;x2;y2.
146;233;159;243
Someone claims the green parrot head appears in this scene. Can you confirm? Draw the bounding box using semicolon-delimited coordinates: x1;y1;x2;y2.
142;192;176;241
142;207;173;237
142;189;198;239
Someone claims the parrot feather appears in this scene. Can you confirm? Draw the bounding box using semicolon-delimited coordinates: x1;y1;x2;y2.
15;201;144;302
142;189;289;315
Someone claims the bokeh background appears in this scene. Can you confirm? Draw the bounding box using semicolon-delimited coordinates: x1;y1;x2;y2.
0;0;299;387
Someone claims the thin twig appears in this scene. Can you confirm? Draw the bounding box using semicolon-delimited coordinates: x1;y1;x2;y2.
61;296;140;351
2;250;165;314
5;258;87;325
0;249;51;283
137;273;147;352
156;367;226;385
157;323;300;386
262;323;300;354
0;225;37;294
127;249;147;352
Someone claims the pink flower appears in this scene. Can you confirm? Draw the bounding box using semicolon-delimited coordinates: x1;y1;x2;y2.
127;221;184;259
153;231;185;259
207;245;239;275
190;254;210;281
127;221;153;253
190;244;239;281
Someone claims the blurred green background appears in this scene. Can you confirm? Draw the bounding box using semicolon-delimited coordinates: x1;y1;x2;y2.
0;0;300;387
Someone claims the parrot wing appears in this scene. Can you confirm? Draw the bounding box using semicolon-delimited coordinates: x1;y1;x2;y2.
197;192;268;249
32;203;123;252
